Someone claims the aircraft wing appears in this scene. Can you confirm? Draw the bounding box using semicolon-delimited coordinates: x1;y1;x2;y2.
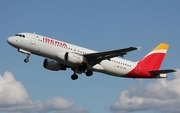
83;46;140;65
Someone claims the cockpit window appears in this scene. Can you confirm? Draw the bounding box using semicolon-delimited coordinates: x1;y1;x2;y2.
15;34;25;38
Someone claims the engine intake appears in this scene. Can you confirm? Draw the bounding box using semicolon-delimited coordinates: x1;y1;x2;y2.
43;59;66;71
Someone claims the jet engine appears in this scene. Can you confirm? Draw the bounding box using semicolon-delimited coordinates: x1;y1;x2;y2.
43;59;66;71
56;52;84;65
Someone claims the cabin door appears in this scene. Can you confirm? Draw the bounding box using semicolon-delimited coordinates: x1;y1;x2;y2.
31;34;36;45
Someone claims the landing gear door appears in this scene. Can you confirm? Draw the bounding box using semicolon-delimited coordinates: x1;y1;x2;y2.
31;34;36;45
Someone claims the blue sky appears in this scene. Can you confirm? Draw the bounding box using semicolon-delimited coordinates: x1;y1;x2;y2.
0;1;180;113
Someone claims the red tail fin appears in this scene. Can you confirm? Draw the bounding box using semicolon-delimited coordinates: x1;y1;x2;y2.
138;43;169;70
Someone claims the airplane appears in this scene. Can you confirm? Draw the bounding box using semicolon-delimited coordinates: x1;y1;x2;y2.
7;32;176;80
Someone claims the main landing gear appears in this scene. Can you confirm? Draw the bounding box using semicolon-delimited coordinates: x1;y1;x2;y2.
71;70;93;80
86;70;93;76
71;73;78;80
24;53;31;63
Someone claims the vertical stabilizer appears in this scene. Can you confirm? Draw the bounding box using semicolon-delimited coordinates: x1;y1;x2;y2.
139;43;169;70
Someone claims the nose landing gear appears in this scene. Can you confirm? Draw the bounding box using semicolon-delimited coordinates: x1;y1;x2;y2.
24;53;30;63
24;58;29;63
18;49;31;63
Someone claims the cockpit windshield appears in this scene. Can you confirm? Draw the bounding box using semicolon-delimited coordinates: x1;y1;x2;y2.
15;34;25;38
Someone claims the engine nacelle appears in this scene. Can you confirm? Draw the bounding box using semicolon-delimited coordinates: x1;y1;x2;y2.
56;52;84;65
43;59;66;71
155;74;167;78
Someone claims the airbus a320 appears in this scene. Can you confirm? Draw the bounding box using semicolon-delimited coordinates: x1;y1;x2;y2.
7;32;175;80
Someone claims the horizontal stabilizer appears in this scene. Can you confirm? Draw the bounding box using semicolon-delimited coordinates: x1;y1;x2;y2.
149;69;176;75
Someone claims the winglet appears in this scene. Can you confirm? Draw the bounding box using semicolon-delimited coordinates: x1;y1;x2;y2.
137;46;141;51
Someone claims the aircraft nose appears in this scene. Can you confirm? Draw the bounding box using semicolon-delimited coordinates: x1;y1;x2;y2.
7;37;13;44
7;36;17;47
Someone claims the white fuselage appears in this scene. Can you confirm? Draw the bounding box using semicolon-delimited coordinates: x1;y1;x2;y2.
7;33;137;77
